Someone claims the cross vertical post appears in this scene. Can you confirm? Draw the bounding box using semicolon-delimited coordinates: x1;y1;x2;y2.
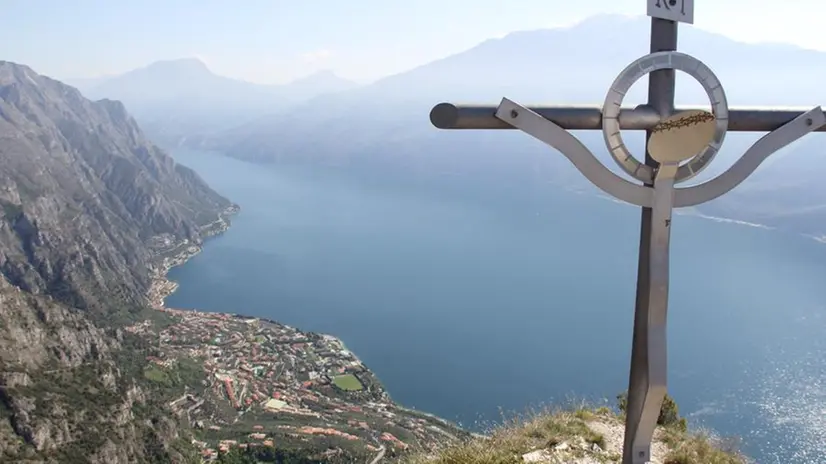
623;16;678;464
426;2;826;463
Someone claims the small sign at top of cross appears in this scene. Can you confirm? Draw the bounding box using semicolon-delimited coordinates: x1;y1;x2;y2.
648;0;694;24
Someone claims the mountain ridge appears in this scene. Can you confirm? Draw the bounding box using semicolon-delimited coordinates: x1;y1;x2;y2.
188;14;826;238
70;57;359;148
67;58;356;95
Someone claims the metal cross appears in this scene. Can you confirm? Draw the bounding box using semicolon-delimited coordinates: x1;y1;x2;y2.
427;8;826;464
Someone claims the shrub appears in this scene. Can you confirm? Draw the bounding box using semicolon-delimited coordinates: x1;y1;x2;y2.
616;390;687;431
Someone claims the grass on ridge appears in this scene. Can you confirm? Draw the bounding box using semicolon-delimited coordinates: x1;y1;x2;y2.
659;426;747;464
402;403;747;464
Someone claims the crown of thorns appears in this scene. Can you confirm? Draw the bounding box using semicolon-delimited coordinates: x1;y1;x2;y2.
651;111;715;133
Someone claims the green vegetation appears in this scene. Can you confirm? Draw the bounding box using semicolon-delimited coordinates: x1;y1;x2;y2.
142;356;207;394
403;406;618;464
1;353;195;464
332;374;364;391
194;409;383;460
102;304;175;328
659;428;746;464
616;390;688;432
216;446;331;463
144;364;172;383
404;397;746;464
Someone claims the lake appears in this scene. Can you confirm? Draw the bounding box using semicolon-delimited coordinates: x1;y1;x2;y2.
167;149;826;463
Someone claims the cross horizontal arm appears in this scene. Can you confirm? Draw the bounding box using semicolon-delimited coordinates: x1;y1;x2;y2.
495;98;652;207
430;102;826;132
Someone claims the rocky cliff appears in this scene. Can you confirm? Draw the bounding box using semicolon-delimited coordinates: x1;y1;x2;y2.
0;60;232;315
0;60;234;463
0;274;199;463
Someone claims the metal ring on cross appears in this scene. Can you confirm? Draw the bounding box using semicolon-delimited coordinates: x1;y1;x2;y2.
602;51;729;184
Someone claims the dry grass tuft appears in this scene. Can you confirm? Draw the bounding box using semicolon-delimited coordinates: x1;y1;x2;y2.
660;427;746;464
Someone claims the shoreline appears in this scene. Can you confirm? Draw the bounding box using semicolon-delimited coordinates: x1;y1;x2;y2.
140;208;474;453
144;203;390;400
146;204;239;310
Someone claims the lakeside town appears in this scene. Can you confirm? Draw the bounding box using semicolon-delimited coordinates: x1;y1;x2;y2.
136;207;466;461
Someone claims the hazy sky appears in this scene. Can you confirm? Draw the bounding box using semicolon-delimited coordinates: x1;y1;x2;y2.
1;0;824;84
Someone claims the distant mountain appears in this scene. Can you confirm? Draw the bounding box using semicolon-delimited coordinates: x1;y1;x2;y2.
76;58;358;147
279;69;359;103
197;14;826;236
62;75;112;91
0;60;234;462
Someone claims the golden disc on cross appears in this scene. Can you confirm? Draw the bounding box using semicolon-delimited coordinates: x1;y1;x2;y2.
648;110;717;164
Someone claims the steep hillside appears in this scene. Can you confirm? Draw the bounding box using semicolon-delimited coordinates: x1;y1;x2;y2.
0;60;236;463
0;275;198;463
0;60;233;316
0;61;466;463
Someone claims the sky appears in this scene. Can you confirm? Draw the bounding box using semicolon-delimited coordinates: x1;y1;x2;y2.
1;0;824;85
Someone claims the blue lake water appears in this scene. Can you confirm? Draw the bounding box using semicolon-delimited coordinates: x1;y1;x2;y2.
167;149;826;463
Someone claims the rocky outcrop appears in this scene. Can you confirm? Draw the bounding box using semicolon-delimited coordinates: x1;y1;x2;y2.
0;270;197;463
0;275;116;371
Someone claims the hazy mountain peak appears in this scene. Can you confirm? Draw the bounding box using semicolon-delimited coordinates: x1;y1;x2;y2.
493;14;644;43
0;60;31;71
0;60;40;84
285;69;357;93
302;69;338;79
74;57;362;146
138;57;213;77
298;69;344;83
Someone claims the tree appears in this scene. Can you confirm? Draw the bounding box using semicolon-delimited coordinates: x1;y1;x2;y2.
217;448;255;464
616;391;688;432
216;446;324;464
